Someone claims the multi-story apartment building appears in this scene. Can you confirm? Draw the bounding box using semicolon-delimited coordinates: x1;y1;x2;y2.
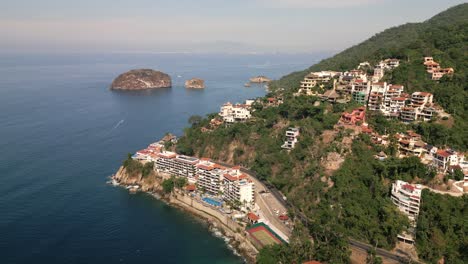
372;64;385;82
391;180;422;244
222;167;255;208
348;80;371;104
367;82;387;110
132;146;259;205
380;84;404;117
364;83;436;122
299;71;341;94
411;92;433;107
281;127;300;150
387;96;407;117
155;151;177;171
155;151;199;182
400;92;434;122
196;159;225;195
219;102;252;123
391;180;422;221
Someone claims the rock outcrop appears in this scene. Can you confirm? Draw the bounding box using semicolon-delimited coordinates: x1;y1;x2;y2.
110;69;172;90
249;76;271;83
185;78;205;89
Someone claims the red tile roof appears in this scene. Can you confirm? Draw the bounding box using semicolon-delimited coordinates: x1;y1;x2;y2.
407;131;420;137
248;212;260;221
424;61;439;66
414;92;432;97
403;184;415;191
279;215;289;221
436;150;452;158
158;152;177;159
185;184;196;191
197;164;214;171
214;164;227;169
223;173;248;181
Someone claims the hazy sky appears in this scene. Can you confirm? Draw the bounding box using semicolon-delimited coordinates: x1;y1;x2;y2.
1;0;466;53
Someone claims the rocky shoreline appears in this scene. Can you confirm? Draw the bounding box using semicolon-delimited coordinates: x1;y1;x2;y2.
110;166;258;263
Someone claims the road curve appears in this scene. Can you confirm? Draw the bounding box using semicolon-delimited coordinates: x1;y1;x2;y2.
214;160;420;263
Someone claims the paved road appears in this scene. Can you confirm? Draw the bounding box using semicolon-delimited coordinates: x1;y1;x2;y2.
214;160;291;238
215;161;421;263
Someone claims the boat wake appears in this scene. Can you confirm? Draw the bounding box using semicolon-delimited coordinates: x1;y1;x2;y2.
112;119;125;130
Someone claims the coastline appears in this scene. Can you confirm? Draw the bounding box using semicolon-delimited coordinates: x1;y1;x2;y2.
110;166;259;263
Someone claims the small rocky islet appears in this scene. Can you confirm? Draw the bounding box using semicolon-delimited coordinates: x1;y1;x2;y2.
185;78;205;89
249;76;271;83
110;69;172;90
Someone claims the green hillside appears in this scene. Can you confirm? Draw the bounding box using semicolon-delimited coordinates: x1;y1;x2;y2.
273;3;468;151
175;4;468;264
275;3;467;89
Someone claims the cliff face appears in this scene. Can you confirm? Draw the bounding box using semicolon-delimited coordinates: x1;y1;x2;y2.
110;69;172;90
114;166;163;192
185;78;205;89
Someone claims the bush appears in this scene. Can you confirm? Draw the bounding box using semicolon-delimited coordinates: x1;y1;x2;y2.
162;178;175;193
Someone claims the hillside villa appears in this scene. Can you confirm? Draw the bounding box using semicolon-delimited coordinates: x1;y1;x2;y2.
282;127;300;150
219;101;252;123
423;57;454;80
391;180;422;244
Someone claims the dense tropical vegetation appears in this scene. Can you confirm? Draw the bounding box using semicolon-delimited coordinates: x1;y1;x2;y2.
174;4;468;263
123;154;154;177
416;191;467;264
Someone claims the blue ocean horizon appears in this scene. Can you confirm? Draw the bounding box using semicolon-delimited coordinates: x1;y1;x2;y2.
0;52;323;263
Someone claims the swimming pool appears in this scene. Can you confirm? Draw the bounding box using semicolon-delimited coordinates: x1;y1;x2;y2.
202;197;223;207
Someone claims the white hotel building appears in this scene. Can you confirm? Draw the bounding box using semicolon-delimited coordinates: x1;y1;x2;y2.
219;102;252;123
222;166;255;209
153;153;256;207
391;180;422;244
196;159;225;195
155;151;199;183
282;127;300;150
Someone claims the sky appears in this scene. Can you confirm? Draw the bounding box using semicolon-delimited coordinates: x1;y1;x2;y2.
1;0;466;53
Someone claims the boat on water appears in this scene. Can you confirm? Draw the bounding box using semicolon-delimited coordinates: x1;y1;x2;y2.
244;82;251;87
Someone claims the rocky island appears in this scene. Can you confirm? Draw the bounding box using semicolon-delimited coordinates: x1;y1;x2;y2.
249;76;271;83
110;69;172;90
185;78;205;89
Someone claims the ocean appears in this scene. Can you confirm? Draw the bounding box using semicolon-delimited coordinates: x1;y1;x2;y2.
0;52;323;263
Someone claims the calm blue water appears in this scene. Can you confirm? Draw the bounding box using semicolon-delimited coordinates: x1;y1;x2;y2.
0;53;322;264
